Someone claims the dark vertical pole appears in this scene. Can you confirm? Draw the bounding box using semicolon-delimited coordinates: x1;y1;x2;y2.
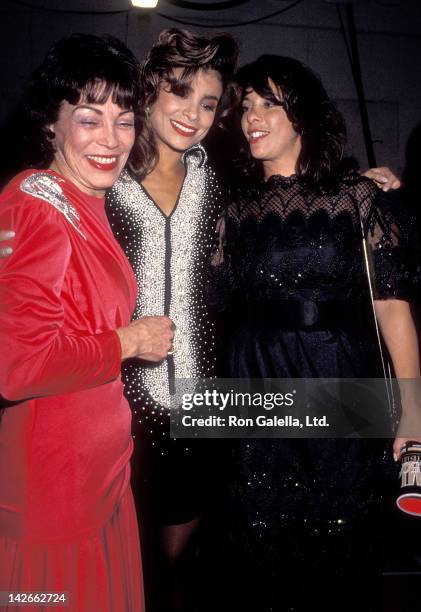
344;2;377;167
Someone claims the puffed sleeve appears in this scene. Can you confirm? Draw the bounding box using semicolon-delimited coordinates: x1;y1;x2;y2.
357;180;420;300
0;195;121;401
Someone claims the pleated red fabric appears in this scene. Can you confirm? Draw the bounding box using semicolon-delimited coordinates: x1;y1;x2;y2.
0;487;143;612
0;170;143;611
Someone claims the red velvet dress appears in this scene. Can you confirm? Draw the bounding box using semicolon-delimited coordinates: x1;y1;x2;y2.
0;170;143;612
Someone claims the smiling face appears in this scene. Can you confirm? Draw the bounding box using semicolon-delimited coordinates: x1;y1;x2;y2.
148;67;223;153
48;93;135;197
241;79;302;179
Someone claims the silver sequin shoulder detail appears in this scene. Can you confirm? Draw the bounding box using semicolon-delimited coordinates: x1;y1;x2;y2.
20;172;87;240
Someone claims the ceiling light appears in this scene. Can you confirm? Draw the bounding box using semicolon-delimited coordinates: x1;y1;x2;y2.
131;0;158;7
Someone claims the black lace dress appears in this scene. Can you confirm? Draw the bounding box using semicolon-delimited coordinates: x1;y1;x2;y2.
210;175;416;612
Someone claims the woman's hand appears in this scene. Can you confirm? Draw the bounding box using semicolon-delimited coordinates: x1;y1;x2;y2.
0;230;14;257
362;167;401;191
116;316;175;362
374;300;421;460
393;437;413;462
393;393;421;460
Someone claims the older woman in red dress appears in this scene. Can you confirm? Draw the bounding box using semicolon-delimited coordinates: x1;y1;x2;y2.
0;34;174;612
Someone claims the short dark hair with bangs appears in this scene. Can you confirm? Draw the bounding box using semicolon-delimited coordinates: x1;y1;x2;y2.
14;33;142;171
134;28;239;179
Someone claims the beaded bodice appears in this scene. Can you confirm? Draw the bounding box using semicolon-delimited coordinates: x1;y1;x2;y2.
106;145;221;409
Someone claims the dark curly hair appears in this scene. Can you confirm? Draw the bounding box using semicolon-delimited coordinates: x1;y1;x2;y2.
234;55;350;194
1;33;143;182
132;28;239;180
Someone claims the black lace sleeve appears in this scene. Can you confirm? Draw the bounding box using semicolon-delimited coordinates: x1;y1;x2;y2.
206;198;241;311
358;180;420;300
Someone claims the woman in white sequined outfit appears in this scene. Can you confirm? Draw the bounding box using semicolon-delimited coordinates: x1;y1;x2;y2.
105;29;239;611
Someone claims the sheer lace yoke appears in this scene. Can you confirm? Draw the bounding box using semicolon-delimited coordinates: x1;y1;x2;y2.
212;175;418;303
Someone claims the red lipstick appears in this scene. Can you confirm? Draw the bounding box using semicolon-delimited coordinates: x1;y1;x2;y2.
170;120;198;138
87;156;118;171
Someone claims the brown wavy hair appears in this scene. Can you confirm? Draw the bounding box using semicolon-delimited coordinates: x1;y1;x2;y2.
131;28;239;181
233;55;350;194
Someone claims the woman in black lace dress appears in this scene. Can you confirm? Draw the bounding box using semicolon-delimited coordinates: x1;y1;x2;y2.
212;55;421;611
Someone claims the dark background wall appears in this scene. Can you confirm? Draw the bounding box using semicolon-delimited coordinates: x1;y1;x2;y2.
1;0;421;174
